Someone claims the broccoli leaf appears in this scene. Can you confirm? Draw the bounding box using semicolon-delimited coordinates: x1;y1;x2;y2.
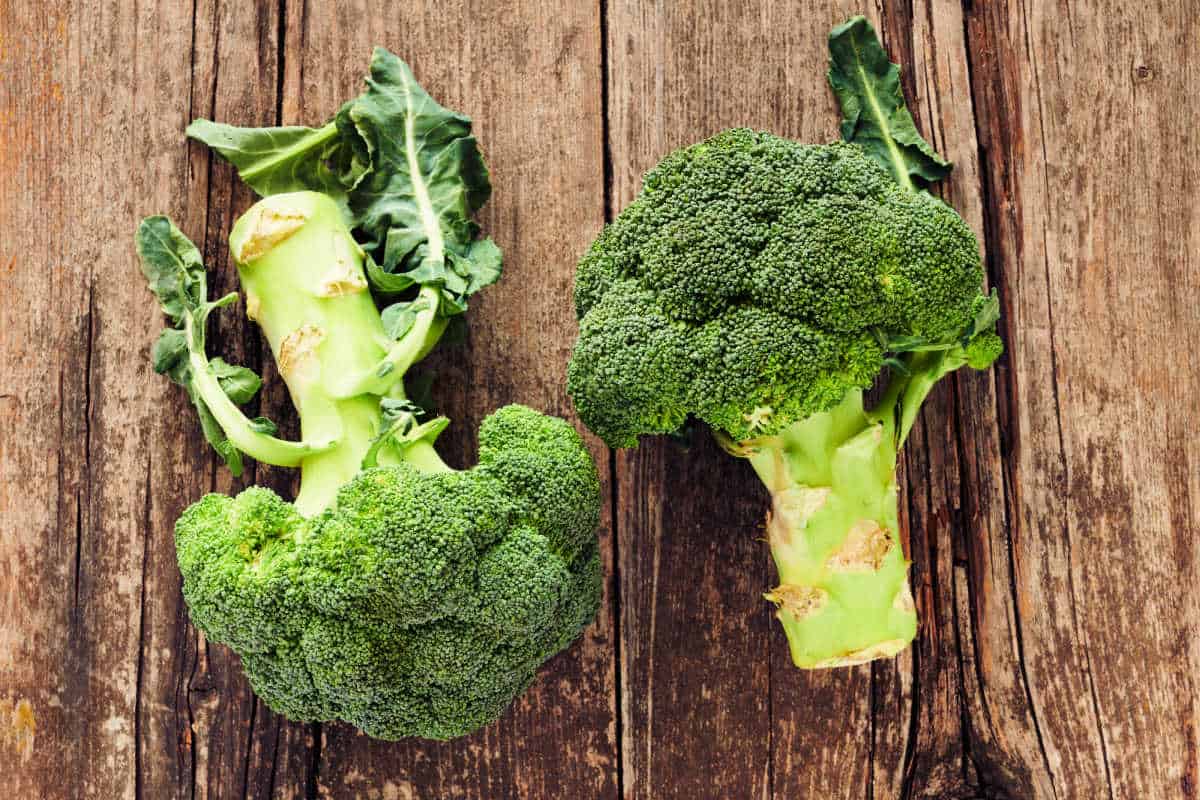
965;289;1001;340
189;47;501;316
137;216;319;474
209;357;263;404
361;398;449;469
828;16;951;191
137;215;207;323
380;295;431;340
249;416;279;435
347;50;493;272
138;217;246;473
187;118;368;209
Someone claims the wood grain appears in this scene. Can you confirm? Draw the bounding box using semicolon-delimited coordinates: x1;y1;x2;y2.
2;0;1198;798
964;1;1200;796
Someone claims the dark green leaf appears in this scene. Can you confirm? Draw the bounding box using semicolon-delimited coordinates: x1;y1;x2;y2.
192;49;501;306
192;392;244;477
828;16;951;190
186;119;366;210
209;357;263;404
151;328;189;379
450;237;502;297
364;252;417;295
345;48;496;301
136;216;274;472
136;216;206;323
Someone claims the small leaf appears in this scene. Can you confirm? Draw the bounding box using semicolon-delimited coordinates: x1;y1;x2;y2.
362;397;420;468
364;252;417;296
152;328;189;378
136;216;206;323
380;295;431;341
965;289;1001;340
186;119;365;209
209;357;263;404
380;397;427;425
828;16;951;190
192;393;244;477
249;416;278;435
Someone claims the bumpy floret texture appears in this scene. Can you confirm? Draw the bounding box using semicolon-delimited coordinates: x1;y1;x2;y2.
568;129;991;446
174;405;602;740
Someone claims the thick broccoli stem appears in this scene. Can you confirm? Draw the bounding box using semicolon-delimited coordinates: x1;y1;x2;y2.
744;391;917;668
228;191;448;516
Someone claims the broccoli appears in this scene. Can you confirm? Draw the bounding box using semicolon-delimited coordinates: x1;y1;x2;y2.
137;49;601;739
566;17;1001;669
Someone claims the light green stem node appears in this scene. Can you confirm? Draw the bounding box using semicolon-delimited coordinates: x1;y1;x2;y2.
745;390;917;668
228;191;447;517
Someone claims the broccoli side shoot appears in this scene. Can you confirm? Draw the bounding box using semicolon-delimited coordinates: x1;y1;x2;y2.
567;17;1001;668
138;49;602;738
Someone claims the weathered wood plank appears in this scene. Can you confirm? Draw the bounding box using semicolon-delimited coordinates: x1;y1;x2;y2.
875;2;1057;796
0;0;316;797
965;1;1200;797
0;2;215;798
274;2;616;798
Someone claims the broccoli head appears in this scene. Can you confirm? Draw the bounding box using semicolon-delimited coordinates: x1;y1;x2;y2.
569;132;996;446
176;406;601;740
138;50;602;739
567;17;1002;668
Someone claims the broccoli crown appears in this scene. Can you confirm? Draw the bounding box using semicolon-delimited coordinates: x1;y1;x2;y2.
174;405;603;740
568;129;992;446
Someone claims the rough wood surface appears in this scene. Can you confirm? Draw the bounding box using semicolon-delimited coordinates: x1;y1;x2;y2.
2;0;1197;798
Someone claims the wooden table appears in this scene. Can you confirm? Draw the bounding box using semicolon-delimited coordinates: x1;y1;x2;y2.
3;1;1196;797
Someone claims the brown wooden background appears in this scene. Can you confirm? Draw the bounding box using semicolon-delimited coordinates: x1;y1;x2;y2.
2;0;1198;797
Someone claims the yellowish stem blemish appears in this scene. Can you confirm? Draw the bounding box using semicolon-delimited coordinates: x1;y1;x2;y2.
278;324;325;385
764;584;828;621
233;197;309;264
317;232;368;297
826;519;894;572
809;638;909;668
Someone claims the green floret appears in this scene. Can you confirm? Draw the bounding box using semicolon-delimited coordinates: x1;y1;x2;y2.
173;405;602;741
567;16;1002;671
568;133;990;447
174;489;308;654
140;50;603;741
477;404;602;557
967;331;1005;369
